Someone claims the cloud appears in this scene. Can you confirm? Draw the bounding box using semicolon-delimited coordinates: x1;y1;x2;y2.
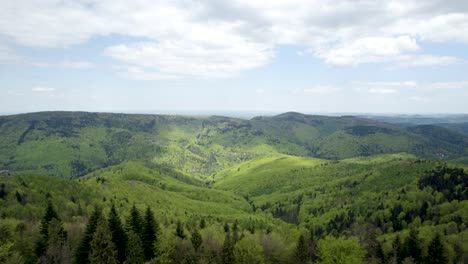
32;60;95;69
303;86;339;94
354;87;399;94
428;81;468;89
353;81;418;87
317;36;420;66
32;86;55;92
1;0;468;78
105;39;273;79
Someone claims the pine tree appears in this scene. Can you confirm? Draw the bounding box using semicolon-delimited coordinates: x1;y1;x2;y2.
307;229;318;262
294;234;308;264
175;220;186;239
426;233;447;264
222;233;235;264
39;218;71;264
89;217;118;264
124;231;144;264
35;200;60;258
75;207;102;264
108;204;127;264
402;229;422;263
392;235;403;264
127;205;143;237
142;207;159;261
199;218;206;229
191;229;202;252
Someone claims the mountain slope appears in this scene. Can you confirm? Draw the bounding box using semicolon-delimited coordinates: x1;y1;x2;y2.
1;111;468;179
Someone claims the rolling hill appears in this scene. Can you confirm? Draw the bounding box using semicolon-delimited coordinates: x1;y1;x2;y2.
1;111;468;180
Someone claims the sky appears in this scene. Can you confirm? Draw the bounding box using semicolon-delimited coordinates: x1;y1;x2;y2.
1;0;468;115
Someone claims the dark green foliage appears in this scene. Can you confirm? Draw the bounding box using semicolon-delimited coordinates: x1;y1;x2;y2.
141;207;159;261
108;204;127;264
89;217;118;264
222;233;235;264
224;222;230;233
175;220;186;239
392;235;403;264
199;218;206;229
39;218;70;264
418;165;468;201
15;191;25;205
402;229;422;263
426;233;447;264
0;183;6;199
127;206;143;237
191;229;202;252
35;200;60;258
124;231;144;264
75;208;102;264
293;234;308;264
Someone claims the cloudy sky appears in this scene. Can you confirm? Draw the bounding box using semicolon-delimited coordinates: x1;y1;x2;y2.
1;0;468;114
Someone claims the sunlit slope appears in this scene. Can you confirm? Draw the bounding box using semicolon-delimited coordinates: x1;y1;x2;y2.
214;154;467;231
1;111;468;178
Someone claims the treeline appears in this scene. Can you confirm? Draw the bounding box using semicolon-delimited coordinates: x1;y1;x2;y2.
0;201;459;264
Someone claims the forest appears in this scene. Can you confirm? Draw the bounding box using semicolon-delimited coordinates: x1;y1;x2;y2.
0;112;467;263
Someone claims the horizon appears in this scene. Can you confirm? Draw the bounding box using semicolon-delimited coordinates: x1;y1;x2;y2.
1;1;468;113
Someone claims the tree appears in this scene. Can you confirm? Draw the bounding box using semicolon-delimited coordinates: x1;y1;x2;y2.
426;233;447;264
39;218;71;264
234;234;264;264
175;220;186;239
89;217;118;264
293;234;308;264
391;235;403;264
127;205;143;237
199;218;206;229
222;233;235;264
142;207;159;261
402;229;421;263
108;204;127;264
191;229;202;252
35;200;60;258
124;231;144;264
75;207;102;264
318;236;365;264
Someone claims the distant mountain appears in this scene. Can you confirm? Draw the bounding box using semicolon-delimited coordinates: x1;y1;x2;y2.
1;111;467;178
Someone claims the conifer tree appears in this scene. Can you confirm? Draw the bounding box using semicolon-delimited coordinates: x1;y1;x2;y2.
175;220;186;239
108;204;127;264
426;233;447;264
191;229;202;252
89;217;118;264
293;234;308;264
392;235;403;264
199;218;206;229
127;205;143;237
222;233;235;264
35;200;60;258
40;218;71;264
142;207;159;261
124;231;144;264
75;207;102;264
402;229;422;263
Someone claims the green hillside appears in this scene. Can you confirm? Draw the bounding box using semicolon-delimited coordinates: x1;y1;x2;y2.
1;111;468;263
1;111;468;179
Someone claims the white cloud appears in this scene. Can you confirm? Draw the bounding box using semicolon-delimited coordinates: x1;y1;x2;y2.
105;38;273;79
429;81;468;89
32;86;55;92
353;81;418;87
354;87;398;94
1;0;468;78
32;60;95;69
317;36;420;66
303;86;339;94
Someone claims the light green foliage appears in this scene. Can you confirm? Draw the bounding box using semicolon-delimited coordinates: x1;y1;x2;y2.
318;236;365;264
89;217;118;264
234;234;265;264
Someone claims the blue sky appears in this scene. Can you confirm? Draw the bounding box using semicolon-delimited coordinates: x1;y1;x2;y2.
1;0;468;114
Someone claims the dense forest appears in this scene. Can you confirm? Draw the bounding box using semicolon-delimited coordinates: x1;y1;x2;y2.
0;112;467;263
